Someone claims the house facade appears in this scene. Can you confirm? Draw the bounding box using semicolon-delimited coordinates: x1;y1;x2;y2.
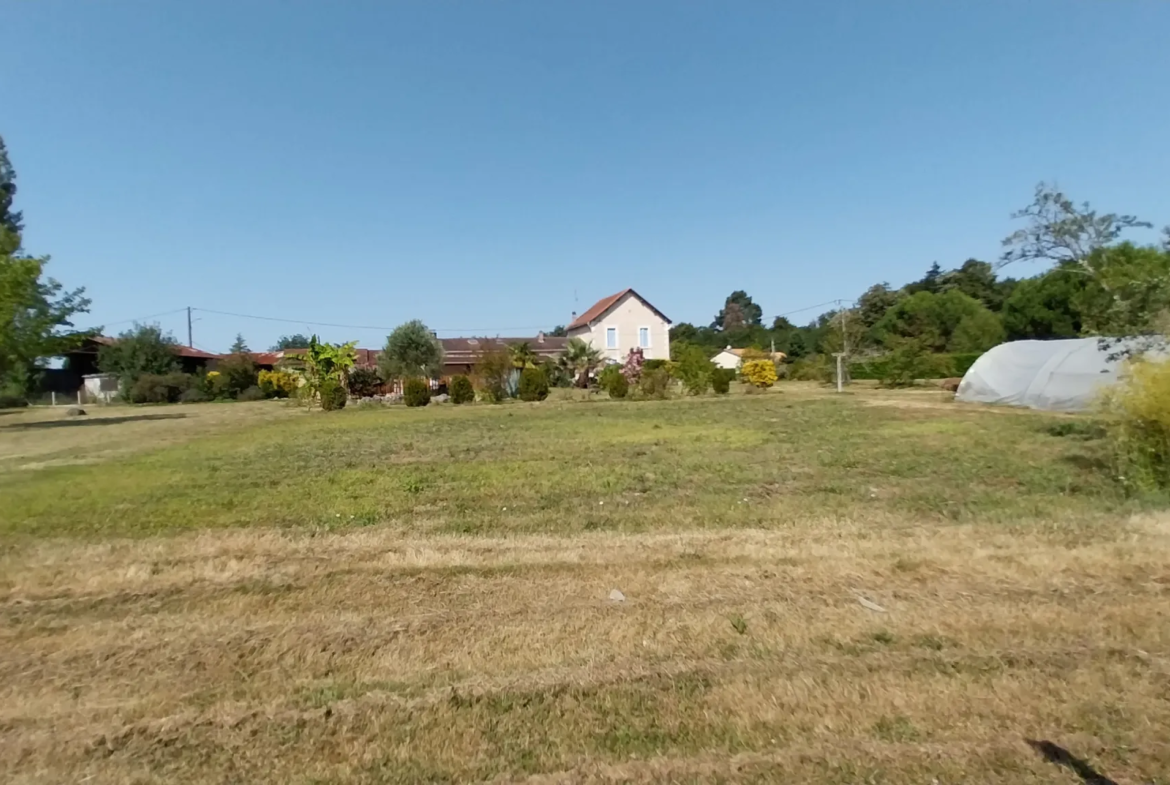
567;289;671;362
712;346;786;370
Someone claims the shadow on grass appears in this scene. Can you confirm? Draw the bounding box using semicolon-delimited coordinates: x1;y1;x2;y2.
0;413;188;432
1025;739;1118;785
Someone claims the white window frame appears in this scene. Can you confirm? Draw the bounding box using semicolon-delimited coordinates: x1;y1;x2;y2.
605;326;618;350
638;326;651;349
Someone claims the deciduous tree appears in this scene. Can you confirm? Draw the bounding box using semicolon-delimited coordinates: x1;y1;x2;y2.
380;320;444;381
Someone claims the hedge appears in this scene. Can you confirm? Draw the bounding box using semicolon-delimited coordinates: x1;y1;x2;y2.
849;352;982;380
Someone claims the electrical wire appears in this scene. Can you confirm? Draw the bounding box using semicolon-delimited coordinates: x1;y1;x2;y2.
190;307;555;335
97;308;189;328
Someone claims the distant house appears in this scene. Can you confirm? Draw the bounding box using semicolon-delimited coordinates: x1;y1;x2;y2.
712;346;786;370
439;335;568;377
567;289;671;362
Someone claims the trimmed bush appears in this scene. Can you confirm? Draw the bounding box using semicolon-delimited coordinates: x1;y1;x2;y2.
238;385;266;402
741;360;778;388
878;342;933;388
450;375;475;404
788;356;832;382
179;387;210;403
403;377;431;407
347;367;383;398
598;364;623;394
518;367;550;402
643;359;670;372
319;379;348;411
711;368;735;394
606;372;630;399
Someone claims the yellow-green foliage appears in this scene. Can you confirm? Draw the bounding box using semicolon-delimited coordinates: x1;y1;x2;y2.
741;359;778;388
258;370;299;399
1100;358;1170;491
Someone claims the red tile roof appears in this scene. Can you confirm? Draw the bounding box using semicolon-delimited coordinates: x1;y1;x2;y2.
568;289;670;330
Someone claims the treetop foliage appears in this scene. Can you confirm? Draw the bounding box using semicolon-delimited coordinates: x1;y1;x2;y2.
380;320;444;381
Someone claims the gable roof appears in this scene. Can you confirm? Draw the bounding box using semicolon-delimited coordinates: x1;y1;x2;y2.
568;289;671;330
719;347;786;361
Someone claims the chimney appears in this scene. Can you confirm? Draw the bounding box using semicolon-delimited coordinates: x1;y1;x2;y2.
571;311;577;324
536;331;545;343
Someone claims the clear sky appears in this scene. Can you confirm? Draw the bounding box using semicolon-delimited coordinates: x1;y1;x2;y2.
7;0;1169;352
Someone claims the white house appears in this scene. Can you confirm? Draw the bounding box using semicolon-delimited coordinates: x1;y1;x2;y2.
712;346;786;370
567;289;672;362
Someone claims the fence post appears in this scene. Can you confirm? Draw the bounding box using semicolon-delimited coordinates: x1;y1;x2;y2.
51;391;57;407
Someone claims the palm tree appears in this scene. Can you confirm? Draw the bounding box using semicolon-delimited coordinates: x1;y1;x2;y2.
509;341;540;370
557;338;603;388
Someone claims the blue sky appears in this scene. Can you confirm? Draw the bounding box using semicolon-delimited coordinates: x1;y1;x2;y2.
7;1;1169;352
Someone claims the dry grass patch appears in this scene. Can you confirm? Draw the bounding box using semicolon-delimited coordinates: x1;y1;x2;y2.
2;517;1169;783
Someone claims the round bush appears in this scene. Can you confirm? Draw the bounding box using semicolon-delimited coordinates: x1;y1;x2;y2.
450;375;475;404
606;372;629;399
517;367;549;402
319;379;348;411
403;377;431;407
711;368;734;394
237;385;266;402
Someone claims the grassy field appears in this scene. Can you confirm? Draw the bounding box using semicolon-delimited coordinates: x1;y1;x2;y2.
1;386;1168;783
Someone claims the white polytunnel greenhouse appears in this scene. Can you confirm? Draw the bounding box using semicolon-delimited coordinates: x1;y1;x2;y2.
955;337;1166;413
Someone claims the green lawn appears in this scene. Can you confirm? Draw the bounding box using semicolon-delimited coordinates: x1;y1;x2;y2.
0;390;1125;537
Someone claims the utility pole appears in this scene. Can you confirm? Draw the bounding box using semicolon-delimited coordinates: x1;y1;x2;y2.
835;300;849;393
187;307;193;348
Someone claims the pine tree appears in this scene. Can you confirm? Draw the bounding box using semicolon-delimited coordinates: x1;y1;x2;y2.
0;135;23;240
229;333;250;354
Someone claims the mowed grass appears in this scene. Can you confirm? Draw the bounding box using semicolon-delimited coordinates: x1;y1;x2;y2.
2;387;1169;783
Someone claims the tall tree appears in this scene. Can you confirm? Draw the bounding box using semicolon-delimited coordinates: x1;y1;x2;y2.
1000;182;1152;272
97;324;179;385
713;291;763;330
876;290;1003;353
548;325;567;338
271;333;311;351
940;259;1007;310
856;283;902;329
0;139;91;396
379;320;444;380
229;333;250;354
905;263;944;295
0;135;22;240
1000;265;1088;341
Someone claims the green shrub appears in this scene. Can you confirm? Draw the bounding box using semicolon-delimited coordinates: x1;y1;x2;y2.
850;351;983;381
606;372;629;399
127;372;194;404
598;364;623;394
674;345;713;395
1100;358;1170;492
403;377;431;407
347;367;383;398
0;393;28;409
788;356;833;382
238;385;266;402
179;387;210;404
643;359;670;372
450;375;475;404
638;368;671;400
711;368;735;394
319;378;348;411
215;353;259;398
518;367;550;402
879;342;932;388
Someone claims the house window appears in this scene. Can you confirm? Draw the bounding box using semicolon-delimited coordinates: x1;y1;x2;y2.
606;327;618;349
639;327;650;349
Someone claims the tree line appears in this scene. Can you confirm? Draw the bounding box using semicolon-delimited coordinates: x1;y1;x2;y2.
670;184;1170;370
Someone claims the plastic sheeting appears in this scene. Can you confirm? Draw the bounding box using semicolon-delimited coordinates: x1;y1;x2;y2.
956;338;1155;412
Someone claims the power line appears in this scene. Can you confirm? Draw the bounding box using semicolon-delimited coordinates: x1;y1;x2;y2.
98;308;189;329
771;299;846;321
190;307;553;335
